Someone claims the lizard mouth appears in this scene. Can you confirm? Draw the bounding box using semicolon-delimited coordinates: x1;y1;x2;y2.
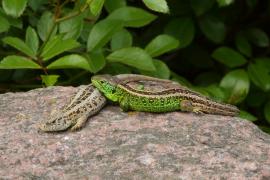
91;77;104;92
91;75;117;93
91;75;118;102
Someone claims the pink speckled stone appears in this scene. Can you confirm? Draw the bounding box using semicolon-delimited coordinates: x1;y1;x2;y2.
0;86;269;179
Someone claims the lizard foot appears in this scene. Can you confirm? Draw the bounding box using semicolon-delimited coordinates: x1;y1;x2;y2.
180;100;194;112
192;107;204;115
70;114;89;131
128;111;138;116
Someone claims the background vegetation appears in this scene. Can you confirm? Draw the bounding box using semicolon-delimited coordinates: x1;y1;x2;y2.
0;0;270;133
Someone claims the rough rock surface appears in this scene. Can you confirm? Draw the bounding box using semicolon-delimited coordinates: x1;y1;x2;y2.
0;86;270;179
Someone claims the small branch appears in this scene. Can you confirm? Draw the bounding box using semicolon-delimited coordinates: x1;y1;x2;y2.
55;3;89;23
37;0;60;57
38;1;90;55
37;56;48;75
37;1;92;75
84;17;96;22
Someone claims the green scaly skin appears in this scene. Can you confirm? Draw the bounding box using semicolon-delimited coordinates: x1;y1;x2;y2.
91;74;240;116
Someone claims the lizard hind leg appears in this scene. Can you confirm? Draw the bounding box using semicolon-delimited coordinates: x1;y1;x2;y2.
180;99;194;112
192;106;204;115
70;114;89;131
119;97;129;112
180;100;204;115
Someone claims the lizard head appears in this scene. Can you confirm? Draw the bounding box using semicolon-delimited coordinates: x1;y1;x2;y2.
91;74;119;102
38;115;73;132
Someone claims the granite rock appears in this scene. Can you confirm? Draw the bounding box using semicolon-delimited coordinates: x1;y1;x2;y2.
0;86;269;179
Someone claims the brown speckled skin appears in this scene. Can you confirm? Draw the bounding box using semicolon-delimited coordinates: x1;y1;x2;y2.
0;86;270;179
38;85;106;132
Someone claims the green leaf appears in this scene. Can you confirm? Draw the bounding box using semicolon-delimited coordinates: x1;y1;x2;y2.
47;54;91;71
107;47;156;71
37;11;57;41
104;0;126;13
246;28;269;47
0;9;22;28
202;84;227;102
85;50;106;73
190;0;214;16
264;101;270;123
59;16;83;40
0;55;41;69
238;110;257;122
193;87;212;98
142;0;169;13
26;27;39;54
170;71;192;87
164;17;195;48
87;19;123;51
199;15;226;43
80;23;94;42
145;34;179;57
108;7;157;27
247;58;270;91
220;69;250;104
141;60;170;79
3;37;35;58
0;14;9;33
217;0;234;6
235;33;252;57
212;47;247;68
90;0;105;16
111;28;132;51
41;75;59;87
102;62;132;75
28;0;47;11
41;36;80;61
2;0;27;17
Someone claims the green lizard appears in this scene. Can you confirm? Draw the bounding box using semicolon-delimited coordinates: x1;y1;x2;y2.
91;74;239;116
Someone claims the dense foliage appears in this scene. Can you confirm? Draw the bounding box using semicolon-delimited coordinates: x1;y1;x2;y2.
0;0;270;133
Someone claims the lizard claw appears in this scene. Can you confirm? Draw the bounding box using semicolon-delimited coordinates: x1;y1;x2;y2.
192;107;204;115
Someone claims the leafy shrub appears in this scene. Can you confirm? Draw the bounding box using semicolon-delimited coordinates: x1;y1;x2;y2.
0;0;270;133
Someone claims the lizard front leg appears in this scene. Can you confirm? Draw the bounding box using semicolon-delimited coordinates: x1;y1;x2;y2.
70;114;89;131
119;96;129;112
